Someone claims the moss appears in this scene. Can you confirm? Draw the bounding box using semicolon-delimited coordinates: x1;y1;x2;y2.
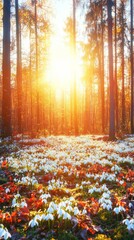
113;225;132;240
95;209;117;227
46;231;78;240
94;234;112;240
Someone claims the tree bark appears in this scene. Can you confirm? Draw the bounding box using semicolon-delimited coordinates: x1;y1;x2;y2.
121;2;125;131
130;0;134;133
73;0;78;136
2;0;12;137
15;0;22;134
107;0;115;140
35;0;39;131
114;0;119;132
101;3;105;133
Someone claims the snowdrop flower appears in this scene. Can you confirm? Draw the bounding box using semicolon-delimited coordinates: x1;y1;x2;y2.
51;179;55;184
69;197;75;202
113;206;125;214
50;202;58;211
88;188;95;194
99;192;112;210
123;219;130;225
101;202;112;210
59;201;66;208
66;205;73;212
101;184;108;191
111;165;121;173
34;214;42;221
102;192;110;199
123;218;134;231
0;225;11;239
29;218;39;228
47;206;54;214
42;198;47;204
63;212;71;220
15;193;21;198
40;193;51;204
89;186;101;194
74;207;80;215
48;185;53;190
45;213;54;221
12;198;20;208
129;202;133;208
119;180;124;185
57;208;65;218
5;188;10;194
20;201;27;208
82;209;87;214
41;214;46;220
38;189;43;193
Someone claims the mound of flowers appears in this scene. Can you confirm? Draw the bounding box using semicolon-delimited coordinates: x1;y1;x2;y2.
0;135;134;239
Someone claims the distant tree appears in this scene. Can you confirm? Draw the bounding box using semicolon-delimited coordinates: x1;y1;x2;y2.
64;17;73;133
85;0;107;133
73;0;79;136
114;0;119;131
2;0;12;137
34;0;39;131
119;1;126;131
100;1;105;133
107;0;115;140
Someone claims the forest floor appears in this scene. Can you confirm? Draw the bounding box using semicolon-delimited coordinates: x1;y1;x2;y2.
0;135;134;240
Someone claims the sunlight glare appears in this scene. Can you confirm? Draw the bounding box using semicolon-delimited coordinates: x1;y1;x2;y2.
45;41;74;91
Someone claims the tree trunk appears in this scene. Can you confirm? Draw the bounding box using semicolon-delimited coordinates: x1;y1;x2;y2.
114;0;119;132
130;0;134;133
101;3;105;133
35;0;39;131
121;2;125;131
2;0;12;137
15;0;22;134
73;0;78;136
107;0;115;140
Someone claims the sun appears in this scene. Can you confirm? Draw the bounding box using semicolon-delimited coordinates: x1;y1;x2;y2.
43;35;84;100
45;41;74;92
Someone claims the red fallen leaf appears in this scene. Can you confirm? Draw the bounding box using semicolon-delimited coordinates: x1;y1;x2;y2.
122;181;127;187
17;219;22;223
0;211;3;219
20;206;30;214
37;184;43;191
78;201;86;208
127;187;134;193
0;197;4;203
4;212;12;224
88;227;96;235
1;160;8;168
11;211;17;222
18;207;30;221
0;186;4;191
34;199;43;210
42;173;53;182
57;169;63;176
